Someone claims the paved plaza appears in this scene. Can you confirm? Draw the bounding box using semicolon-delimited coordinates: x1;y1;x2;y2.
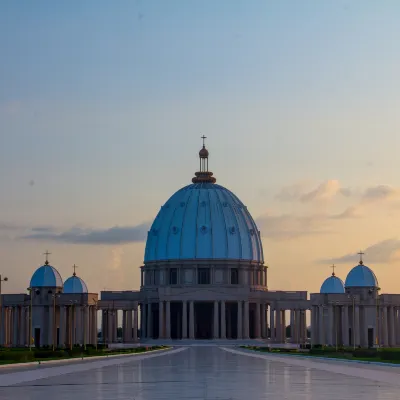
0;347;400;399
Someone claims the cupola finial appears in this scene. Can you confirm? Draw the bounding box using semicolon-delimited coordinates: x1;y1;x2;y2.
43;250;51;265
192;136;216;183
331;264;336;276
358;250;364;265
72;264;78;277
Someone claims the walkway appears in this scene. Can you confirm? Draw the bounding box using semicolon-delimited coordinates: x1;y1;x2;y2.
0;346;400;399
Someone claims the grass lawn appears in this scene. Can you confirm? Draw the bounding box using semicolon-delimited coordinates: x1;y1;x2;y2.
0;345;170;365
241;346;400;365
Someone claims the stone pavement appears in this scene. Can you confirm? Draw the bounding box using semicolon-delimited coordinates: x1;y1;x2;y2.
0;346;399;399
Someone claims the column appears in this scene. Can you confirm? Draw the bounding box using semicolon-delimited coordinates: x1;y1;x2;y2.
282;310;286;342
182;301;187;339
133;307;138;342
19;307;26;346
383;306;389;347
290;310;296;343
354;305;360;347
255;302;261;339
159;301;164;339
141;303;146;339
213;301;219;339
276;308;282;343
189;301;195;339
311;306;316;346
147;303;152;339
122;310;127;342
237;301;242;339
48;306;54;348
269;307;275;341
84;306;90;346
389;306;396;347
261;303;266;339
166;301;171;339
113;312;118;343
107;311;113;344
0;306;5;346
243;301;249;339
76;306;83;345
12;307;18;346
318;306;324;345
327;306;334;346
342;306;349;346
302;311;307;343
126;310;133;342
59;306;66;348
220;301;226;339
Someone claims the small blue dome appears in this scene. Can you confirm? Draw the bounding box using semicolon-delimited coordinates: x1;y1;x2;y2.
144;183;264;263
345;263;378;288
320;275;345;293
30;264;63;288
63;275;88;294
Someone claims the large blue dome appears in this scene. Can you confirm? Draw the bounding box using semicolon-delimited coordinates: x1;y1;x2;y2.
63;275;88;294
345;263;378;288
30;264;63;288
144;183;264;263
320;275;345;294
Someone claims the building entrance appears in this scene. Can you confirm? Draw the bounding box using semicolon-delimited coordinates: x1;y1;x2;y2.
195;302;213;339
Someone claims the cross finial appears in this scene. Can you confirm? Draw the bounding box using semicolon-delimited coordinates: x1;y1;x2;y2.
43;250;51;265
201;135;207;147
330;264;336;276
358;250;364;265
72;264;78;276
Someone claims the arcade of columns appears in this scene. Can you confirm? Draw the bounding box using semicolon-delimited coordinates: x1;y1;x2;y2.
3;301;400;347
0;305;98;347
311;303;400;347
140;300;308;343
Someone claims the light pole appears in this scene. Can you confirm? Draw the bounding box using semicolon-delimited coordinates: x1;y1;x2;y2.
0;275;8;347
27;287;33;351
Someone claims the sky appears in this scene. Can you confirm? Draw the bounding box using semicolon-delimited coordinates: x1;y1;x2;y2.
1;0;400;295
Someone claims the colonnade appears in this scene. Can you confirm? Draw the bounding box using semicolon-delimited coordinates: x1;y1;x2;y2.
311;304;400;348
0;305;98;348
269;307;307;344
101;304;139;344
141;300;308;342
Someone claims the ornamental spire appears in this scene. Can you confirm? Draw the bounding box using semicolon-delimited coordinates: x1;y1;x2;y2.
43;250;51;265
192;136;216;183
358;250;364;265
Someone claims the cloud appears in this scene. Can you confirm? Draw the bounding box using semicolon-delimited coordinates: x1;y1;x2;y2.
275;180;351;203
20;223;150;244
361;185;399;203
324;239;400;264
300;180;342;203
256;213;332;240
330;206;361;220
275;183;308;202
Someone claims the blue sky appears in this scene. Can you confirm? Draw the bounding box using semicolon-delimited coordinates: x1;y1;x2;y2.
1;1;400;294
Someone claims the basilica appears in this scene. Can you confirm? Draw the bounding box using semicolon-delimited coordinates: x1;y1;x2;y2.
1;142;399;348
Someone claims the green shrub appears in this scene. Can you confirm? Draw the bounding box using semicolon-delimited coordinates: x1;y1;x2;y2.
0;351;35;362
378;350;400;361
353;349;378;358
